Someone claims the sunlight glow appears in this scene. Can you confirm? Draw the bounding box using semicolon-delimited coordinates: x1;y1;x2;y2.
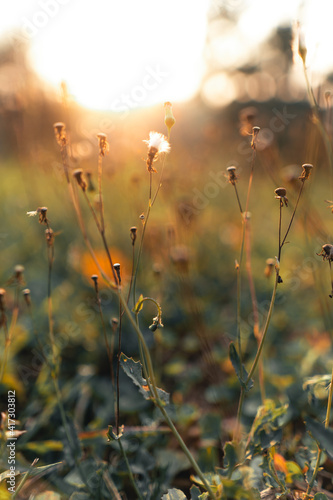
1;0;333;111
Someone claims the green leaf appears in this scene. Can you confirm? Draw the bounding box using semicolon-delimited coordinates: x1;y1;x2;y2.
120;353;169;405
313;494;329;500
0;462;62;483
229;342;253;392
223;442;238;475
161;488;187;499
190;485;202;500
306;417;333;459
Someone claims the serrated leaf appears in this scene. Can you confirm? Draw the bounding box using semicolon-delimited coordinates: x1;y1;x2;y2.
229;342;253;392
121;353;169;405
161;488;187;499
306;417;333;459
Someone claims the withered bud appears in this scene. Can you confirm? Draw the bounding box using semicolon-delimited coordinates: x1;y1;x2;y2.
139;213;145;224
110;317;119;331
97;133;109;156
130;226;137;245
86;171;95;192
22;288;31;306
227;166;237;185
264;258;275;278
14;265;25;285
317;244;333;262
38;207;48;225
299;163;313;181
53;122;66;146
113;263;121;283
45;228;54;247
91;274;98;293
73;169;87;192
325;90;331;102
275;187;288;206
251;126;260;149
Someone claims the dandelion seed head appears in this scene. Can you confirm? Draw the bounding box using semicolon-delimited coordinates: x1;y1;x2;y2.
144;132;170;154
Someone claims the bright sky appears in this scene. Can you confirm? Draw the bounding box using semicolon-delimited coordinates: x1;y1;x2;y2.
1;0;333;110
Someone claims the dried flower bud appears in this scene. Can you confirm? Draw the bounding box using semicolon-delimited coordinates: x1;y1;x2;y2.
139;213;145;224
130;226;137;245
264;258;275;278
251;126;260;149
325;90;331;103
91;274;98;293
113;263;121;284
299;163;313;181
275;187;288;206
97;133;109;156
45;228;54;247
14;265;25;285
317;244;333;262
226;166;237;185
53;122;66;146
22;288;31;306
110;317;119;331
164;101;176;133
73;169;87;192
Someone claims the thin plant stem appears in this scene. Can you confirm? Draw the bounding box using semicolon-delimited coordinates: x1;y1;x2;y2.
115;298;123;435
280;182;305;251
118;438;144;500
98;153;105;233
304;365;333;499
132;150;168;306
234;272;279;440
233;184;243;214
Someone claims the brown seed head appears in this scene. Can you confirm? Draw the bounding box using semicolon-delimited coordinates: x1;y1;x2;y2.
97;133;109;156
22;288;31;306
130;226;137;245
113;263;121;284
275;187;288;206
37;207;49;225
299;163;313;181
226;166;237;185
251;126;260;149
317;244;333;262
53;122;66;146
73;169;87;192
